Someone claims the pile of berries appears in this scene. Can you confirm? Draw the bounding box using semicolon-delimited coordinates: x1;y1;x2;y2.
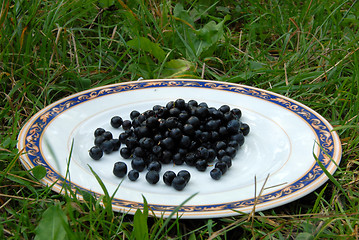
88;99;249;191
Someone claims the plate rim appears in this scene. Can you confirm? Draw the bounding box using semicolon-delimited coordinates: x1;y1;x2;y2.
17;79;342;218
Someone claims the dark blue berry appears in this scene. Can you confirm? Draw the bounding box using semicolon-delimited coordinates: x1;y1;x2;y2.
120;147;132;159
128;169;139;181
163;171;176;186
210;168;222;180
100;140;114;154
111;116;123;128
89;146;103;160
195;160;207;171
131;157;146;172
94;128;105;137
177;170;190;184
113;162;127;178
146;170;160;184
147;161;161;172
215;162;228;174
172;176;186;191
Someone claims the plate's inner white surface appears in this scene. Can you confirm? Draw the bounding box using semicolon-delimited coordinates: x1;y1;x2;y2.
41;87;317;206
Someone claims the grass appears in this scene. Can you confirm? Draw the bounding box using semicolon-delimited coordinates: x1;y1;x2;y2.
1;0;359;238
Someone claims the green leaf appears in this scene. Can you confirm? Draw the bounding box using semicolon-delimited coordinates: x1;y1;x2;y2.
35;204;68;240
31;165;47;180
193;15;230;57
162;59;195;78
98;0;115;9
127;37;166;62
131;197;149;240
295;232;314;240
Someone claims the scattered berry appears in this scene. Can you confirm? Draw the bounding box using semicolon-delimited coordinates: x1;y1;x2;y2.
113;162;127;178
89;146;103;160
146;170;160;184
128;169;139;181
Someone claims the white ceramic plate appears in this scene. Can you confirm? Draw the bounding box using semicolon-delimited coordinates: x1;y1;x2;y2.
17;79;342;218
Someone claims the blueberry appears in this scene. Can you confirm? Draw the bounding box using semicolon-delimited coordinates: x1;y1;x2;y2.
231;133;245;146
173;152;184;165
215;141;227;151
175;99;186;109
240;123;250;136
195;159;207;172
89;146;103;160
188;100;198;107
94;128;105;137
122;120;132;130
221;155;232;168
146;170;160;184
169;107;181;117
183;124;195;135
146;116;159;128
210;168;222;180
120;147;132;159
139;137;154;149
179;135;191;148
227;120;240;134
131;157;146;172
169;128;182;140
128;169;139;181
215;162;228;174
184;152;196;166
147;161;161;172
163;170;176;186
160;137;175;150
130;110;140;120
172;176;186;191
103;131;113;140
187;116;200;128
225;146;237;158
133;146;145;157
219;105;230;113
177;170;190;184
94;135;106;147
110;138;121;151
100;140;114;154
125;136;138;149
231;108;242;119
113;162;127;178
111;116;123;128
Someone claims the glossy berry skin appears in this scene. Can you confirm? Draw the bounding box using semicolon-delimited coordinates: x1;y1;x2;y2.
120;147;132;159
110;139;121;151
131;157;146;172
100;140;114;154
94;128;105;137
146;170;160;184
215;162;228;174
163;171;176;186
110;116;123;128
113;162;127;178
147;161;162;172
240;123;250;136
172;176;186;191
177;170;191;184
210;168;222;180
195;160;207;172
89;146;103;160
122;120;132;130
227;120;240;134
128;169;139;181
221;155;232;168
94;135;106;147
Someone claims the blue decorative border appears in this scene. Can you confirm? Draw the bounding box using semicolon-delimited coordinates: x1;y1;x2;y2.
19;79;340;215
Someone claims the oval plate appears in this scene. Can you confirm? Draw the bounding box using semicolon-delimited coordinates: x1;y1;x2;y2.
17;79;342;218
